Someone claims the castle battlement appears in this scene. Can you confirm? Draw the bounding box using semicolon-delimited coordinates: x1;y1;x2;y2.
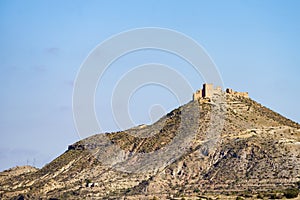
225;88;249;98
193;83;249;101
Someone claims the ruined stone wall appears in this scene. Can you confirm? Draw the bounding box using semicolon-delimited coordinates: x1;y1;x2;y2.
193;84;249;101
193;89;202;101
226;88;249;98
236;92;249;98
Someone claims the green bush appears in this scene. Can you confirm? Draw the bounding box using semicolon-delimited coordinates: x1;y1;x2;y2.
193;188;200;193
269;193;278;199
284;188;299;199
297;181;300;189
256;193;264;199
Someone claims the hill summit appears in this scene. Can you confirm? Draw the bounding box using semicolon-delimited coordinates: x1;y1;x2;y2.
1;84;299;199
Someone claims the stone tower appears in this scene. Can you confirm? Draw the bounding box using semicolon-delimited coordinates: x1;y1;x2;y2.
193;83;216;100
203;83;213;98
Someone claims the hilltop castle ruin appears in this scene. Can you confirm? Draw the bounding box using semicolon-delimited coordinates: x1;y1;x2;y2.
193;83;249;101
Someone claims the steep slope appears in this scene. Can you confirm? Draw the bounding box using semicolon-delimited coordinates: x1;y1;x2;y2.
0;93;299;199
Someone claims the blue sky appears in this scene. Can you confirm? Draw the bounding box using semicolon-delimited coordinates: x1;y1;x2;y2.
0;0;299;171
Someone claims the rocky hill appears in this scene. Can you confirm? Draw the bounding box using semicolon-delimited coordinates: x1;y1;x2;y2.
0;92;299;200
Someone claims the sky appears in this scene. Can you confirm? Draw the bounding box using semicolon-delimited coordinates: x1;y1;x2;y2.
0;0;300;171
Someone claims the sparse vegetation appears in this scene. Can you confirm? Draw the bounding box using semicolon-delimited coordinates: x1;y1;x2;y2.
193;188;200;193
296;181;300;189
284;188;299;199
0;94;299;199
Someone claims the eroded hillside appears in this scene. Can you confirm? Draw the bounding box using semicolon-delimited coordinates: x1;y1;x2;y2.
0;93;299;199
